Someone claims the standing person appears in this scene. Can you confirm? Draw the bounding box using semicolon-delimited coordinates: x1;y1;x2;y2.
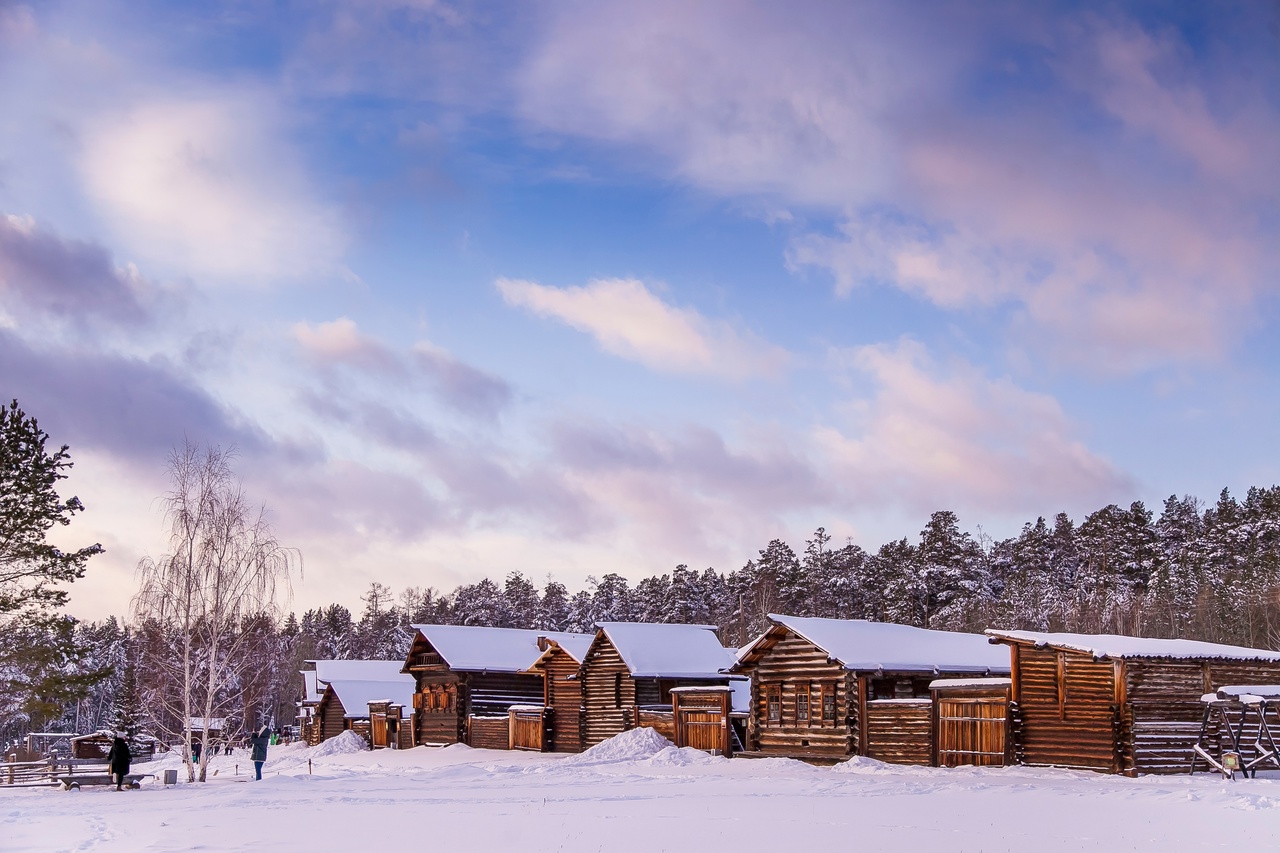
249;725;270;781
107;733;131;791
191;739;202;765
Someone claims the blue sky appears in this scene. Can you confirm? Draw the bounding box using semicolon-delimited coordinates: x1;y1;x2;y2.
2;1;1278;619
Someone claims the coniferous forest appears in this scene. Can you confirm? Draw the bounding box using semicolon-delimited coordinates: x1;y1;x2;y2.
18;486;1280;745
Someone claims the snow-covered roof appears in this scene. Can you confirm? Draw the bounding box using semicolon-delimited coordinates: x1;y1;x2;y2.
929;677;1012;690
189;717;225;731
758;615;1010;674
301;670;322;704
595;622;736;678
524;633;598;672
986;630;1280;662
311;660;407;683
410;625;594;673
323;677;416;718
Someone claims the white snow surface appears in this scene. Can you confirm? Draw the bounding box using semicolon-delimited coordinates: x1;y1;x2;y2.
597;622;737;678
301;670;321;703
12;732;1280;852
311;659;407;682
930;677;1013;689
323;676;416;718
988;629;1280;661
308;730;369;758
1218;685;1280;699
767;614;1011;673
411;624;594;672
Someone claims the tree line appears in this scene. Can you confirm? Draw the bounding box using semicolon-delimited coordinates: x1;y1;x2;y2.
38;485;1280;752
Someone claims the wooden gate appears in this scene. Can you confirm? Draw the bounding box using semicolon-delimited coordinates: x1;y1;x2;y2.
672;687;733;755
935;697;1009;767
509;707;547;751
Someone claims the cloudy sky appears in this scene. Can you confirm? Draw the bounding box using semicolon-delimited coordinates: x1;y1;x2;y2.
3;1;1278;620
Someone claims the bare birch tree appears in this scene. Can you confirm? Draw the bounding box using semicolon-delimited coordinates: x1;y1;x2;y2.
133;442;298;782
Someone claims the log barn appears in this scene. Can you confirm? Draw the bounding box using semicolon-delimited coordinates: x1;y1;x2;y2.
732;614;1009;764
523;635;596;753
987;630;1280;775
578;622;739;749
308;660;416;745
404;625;593;748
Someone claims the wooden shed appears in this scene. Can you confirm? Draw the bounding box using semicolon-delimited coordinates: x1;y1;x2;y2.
523;635;596;753
987;629;1280;775
732;614;1010;764
310;662;416;746
578;622;738;749
404;625;593;748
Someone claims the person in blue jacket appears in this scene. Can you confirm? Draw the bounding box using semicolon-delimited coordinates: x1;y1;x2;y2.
249;726;270;781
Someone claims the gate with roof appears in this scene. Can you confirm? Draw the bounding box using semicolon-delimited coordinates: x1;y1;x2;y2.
672;687;733;755
931;679;1012;767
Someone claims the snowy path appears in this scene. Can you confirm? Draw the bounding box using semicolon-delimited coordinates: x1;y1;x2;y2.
5;734;1280;852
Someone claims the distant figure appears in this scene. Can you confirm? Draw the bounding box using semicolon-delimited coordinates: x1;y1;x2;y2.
191;739;202;764
106;734;131;791
224;742;233;756
250;726;270;781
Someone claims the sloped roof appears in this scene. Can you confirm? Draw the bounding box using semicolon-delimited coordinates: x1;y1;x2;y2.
410;625;595;673
987;629;1280;662
323;676;416;718
311;660;407;683
595;622;736;678
525;634;597;672
301;670;322;704
752;614;1010;674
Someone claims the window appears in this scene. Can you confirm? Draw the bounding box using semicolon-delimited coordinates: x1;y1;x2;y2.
820;683;837;725
766;685;782;724
796;683;811;724
614;672;623;709
871;677;897;700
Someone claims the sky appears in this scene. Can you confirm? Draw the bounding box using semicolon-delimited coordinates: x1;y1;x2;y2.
2;0;1278;621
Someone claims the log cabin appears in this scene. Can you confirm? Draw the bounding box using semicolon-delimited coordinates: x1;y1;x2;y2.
986;629;1280;775
522;635;596;753
404;625;593;747
578;622;740;748
308;660;416;745
731;614;1010;764
298;670;323;745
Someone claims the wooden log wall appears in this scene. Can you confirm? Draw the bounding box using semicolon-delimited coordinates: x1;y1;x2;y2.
864;700;932;765
1123;659;1280;775
468;672;545;717
541;648;584;753
1014;646;1119;772
636;710;676;741
740;628;856;759
414;677;464;745
320;694;348;742
467;716;510;750
581;635;637;747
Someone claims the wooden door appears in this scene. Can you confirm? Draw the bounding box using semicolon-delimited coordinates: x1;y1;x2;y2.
936;697;1008;767
680;710;726;753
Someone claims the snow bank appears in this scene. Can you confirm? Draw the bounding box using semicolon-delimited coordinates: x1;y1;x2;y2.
562;728;674;765
309;731;369;758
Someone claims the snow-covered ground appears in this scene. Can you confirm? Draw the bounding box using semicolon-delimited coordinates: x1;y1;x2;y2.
7;730;1280;852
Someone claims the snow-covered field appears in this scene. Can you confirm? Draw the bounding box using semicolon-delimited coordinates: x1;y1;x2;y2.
7;729;1280;852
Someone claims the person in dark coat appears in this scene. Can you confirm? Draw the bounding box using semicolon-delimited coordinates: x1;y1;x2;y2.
106;734;131;791
249;726;270;781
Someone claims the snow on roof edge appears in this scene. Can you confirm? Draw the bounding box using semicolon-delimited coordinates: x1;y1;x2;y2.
986;629;1280;662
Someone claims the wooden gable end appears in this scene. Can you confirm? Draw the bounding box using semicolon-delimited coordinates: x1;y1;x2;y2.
580;631;636;748
740;625;855;759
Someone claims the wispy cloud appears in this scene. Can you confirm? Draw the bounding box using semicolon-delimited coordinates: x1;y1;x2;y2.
497;277;789;379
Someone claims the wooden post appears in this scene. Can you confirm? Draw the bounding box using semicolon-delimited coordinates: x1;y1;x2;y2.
672;691;682;748
856;675;869;756
721;691;731;757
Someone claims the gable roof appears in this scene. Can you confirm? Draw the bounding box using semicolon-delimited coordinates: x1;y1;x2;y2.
987;629;1280;662
301;670;322;704
525;634;597;672
409;624;594;673
739;614;1010;674
311;659;408;684
321;676;416;718
594;622;735;679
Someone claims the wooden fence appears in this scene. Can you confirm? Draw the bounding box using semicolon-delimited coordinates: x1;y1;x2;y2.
467;715;510;750
864;699;933;765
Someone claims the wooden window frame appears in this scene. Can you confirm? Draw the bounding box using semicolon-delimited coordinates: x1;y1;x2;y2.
795;682;811;725
614;672;623;709
820;682;837;726
765;684;782;725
